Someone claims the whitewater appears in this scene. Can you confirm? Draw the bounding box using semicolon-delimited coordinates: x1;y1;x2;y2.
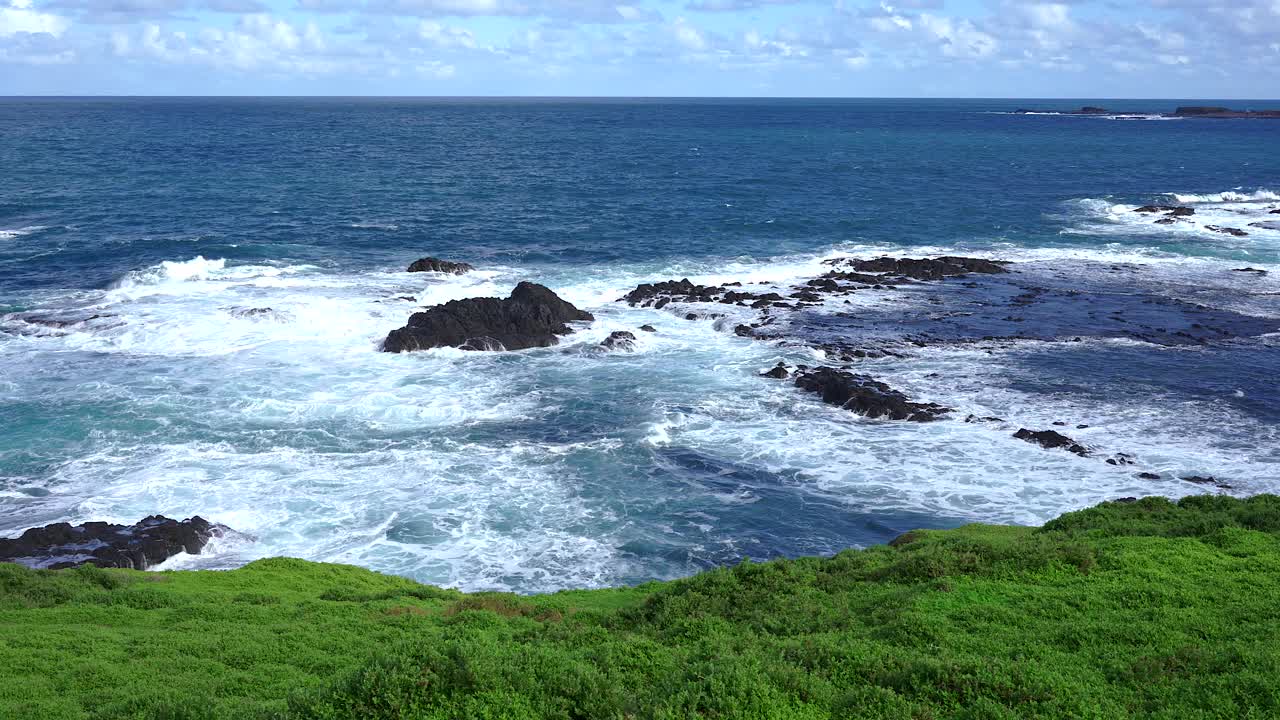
2;98;1278;591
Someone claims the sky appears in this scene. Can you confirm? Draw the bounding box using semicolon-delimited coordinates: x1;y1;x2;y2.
1;0;1278;97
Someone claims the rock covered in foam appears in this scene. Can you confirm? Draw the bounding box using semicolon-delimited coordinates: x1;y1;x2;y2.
793;368;950;422
1013;428;1089;457
0;515;229;570
1135;205;1194;216
382;281;594;353
407;257;474;274
600;331;637;351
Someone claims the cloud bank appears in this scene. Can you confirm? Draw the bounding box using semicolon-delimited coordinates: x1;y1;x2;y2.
1;0;1277;96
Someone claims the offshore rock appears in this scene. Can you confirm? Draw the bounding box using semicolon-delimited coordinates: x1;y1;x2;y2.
1135;205;1194;216
793;368;950;421
622;279;721;307
383;282;593;352
842;256;1010;281
1206;225;1248;237
0;515;228;570
407;257;474;274
600;331;637;351
1013;428;1089;457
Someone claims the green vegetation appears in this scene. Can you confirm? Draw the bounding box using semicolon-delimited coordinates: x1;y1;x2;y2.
3;494;1280;719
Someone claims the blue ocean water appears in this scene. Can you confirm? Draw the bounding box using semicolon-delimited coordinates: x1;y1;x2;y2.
1;98;1278;590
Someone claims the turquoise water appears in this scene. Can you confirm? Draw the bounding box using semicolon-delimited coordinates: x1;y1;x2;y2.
1;98;1278;590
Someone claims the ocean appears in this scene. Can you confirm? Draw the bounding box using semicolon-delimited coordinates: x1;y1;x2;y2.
1;97;1277;592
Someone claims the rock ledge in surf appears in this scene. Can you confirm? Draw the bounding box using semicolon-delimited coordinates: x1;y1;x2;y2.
833;256;1010;281
793;368;951;422
600;331;637;351
0;515;229;571
407;257;474;275
1013;428;1089;457
383;282;594;353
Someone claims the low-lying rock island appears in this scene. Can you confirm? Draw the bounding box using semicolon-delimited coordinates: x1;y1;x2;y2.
0;515;229;570
383;281;593;352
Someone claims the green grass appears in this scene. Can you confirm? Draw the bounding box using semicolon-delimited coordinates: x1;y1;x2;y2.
4;494;1280;719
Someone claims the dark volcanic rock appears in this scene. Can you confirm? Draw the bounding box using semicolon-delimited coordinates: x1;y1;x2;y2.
1135;205;1194;216
622;279;721;307
1206;225;1248;237
1013;428;1089;457
1175;106;1230;116
0;515;228;570
407;257;474;274
1181;475;1233;488
793;368;950;421
1233;267;1268;276
600;331;637;351
639;324;657;333
761;362;790;379
843;256;1010;281
382;282;593;353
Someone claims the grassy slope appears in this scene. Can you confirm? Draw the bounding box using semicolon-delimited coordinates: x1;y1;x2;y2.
2;494;1279;720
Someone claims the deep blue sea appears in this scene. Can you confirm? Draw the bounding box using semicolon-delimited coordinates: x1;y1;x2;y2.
2;98;1278;591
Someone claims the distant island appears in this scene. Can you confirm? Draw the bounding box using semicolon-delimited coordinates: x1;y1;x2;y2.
1014;105;1280;119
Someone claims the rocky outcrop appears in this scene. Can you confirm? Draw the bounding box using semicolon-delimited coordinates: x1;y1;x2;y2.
622;279;720;307
600;331;637;351
407;257;474;274
793;368;950;421
1135;205;1194;216
0;515;228;570
761;362;790;379
1206;226;1248;237
229;307;292;321
383;282;593;352
839;256;1010;281
1013;428;1088;457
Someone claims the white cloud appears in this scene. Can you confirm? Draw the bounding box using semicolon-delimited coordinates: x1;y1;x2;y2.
0;0;70;37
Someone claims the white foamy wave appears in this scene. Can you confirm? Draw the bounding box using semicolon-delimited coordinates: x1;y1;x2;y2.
0;226;47;240
1171;189;1280;204
1062;191;1280;248
109;256;230;289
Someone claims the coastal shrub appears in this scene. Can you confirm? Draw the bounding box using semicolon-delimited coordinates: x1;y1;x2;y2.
2;495;1279;719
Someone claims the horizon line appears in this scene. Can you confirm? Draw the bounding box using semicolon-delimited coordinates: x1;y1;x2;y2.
2;95;1279;102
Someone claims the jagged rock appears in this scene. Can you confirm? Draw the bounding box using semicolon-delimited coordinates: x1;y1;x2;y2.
639;325;657;333
1013;428;1089;457
621;279;721;307
841;256;1010;281
1233;268;1268;276
1135;205;1194;216
1206;226;1248;237
734;325;755;337
229;307;291;321
761;363;789;379
1106;453;1136;466
0;515;229;570
600;331;637;351
382;282;593;353
1181;475;1233;489
793;368;950;421
407;257;474;274
1138;472;1161;480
